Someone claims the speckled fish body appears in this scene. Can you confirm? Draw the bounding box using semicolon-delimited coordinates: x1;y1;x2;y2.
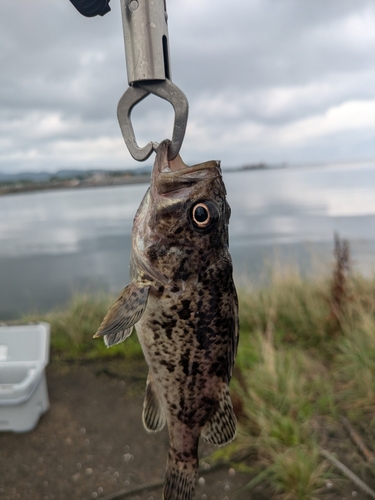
95;140;239;500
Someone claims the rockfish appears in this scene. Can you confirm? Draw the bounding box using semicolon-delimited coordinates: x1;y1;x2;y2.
94;140;239;500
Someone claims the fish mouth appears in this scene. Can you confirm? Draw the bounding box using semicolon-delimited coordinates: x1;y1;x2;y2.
152;140;221;196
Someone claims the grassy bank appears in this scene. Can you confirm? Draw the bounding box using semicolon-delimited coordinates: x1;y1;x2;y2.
220;239;375;498
22;241;375;499
227;270;375;498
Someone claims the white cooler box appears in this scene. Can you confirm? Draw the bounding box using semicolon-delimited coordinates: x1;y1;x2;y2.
0;323;50;432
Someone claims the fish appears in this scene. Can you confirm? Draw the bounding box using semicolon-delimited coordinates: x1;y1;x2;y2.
94;139;239;500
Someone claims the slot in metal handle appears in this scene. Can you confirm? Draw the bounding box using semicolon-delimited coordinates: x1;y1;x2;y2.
121;0;171;84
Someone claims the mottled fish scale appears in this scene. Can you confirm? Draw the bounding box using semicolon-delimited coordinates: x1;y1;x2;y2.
95;140;239;500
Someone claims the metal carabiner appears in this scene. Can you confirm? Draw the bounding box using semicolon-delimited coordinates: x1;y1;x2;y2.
117;80;188;161
117;0;189;161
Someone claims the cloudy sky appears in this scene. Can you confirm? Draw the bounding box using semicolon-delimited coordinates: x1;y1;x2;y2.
0;0;374;173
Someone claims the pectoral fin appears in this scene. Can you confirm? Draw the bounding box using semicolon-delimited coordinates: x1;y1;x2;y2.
201;385;236;446
94;283;149;347
142;373;166;432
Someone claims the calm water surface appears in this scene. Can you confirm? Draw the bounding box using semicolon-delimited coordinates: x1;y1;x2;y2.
0;161;374;319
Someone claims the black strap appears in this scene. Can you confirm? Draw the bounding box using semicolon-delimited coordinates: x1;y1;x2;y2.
69;0;111;17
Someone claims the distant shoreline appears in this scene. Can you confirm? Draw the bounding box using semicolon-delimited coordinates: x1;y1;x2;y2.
0;164;284;196
0;174;151;196
4;158;371;196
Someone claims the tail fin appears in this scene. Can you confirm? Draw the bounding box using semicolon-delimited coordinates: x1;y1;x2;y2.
163;452;198;500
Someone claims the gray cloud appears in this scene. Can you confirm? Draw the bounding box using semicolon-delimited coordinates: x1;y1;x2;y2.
0;0;374;172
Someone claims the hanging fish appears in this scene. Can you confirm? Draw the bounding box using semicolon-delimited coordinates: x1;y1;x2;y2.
94;139;239;500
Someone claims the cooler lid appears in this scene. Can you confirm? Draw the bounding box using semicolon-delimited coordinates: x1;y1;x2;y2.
0;323;50;366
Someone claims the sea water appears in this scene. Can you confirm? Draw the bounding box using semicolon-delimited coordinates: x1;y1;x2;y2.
0;161;374;318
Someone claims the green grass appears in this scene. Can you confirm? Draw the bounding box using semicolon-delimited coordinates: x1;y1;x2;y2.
227;269;375;499
17;254;375;499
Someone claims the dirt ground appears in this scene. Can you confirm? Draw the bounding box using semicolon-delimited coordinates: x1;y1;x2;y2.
0;360;373;500
0;360;253;500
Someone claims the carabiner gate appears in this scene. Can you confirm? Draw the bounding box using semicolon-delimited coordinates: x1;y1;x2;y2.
117;80;188;162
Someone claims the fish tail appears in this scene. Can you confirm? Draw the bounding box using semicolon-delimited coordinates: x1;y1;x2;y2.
163;451;198;500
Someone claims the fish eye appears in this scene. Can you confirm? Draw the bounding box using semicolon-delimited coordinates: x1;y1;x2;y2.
192;203;210;226
190;201;219;232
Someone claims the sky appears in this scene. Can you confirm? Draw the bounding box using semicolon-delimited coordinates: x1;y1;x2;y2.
0;0;374;173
